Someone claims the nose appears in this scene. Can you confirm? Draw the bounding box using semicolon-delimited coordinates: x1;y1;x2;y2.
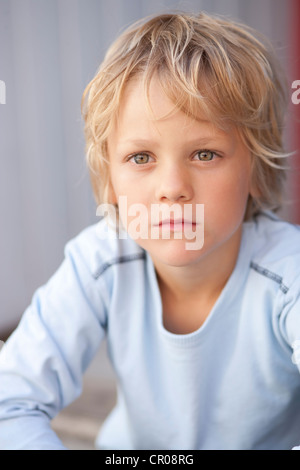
154;161;194;203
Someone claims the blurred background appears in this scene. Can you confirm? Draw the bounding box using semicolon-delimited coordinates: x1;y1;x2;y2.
0;0;299;449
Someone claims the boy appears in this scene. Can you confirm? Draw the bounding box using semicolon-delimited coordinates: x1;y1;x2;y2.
0;12;300;450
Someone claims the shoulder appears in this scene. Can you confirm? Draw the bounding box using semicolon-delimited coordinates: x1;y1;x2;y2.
246;211;300;292
63;218;146;282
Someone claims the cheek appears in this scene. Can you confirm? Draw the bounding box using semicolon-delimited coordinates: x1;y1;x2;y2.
110;168;139;198
109;172;131;206
112;186;149;235
205;167;251;221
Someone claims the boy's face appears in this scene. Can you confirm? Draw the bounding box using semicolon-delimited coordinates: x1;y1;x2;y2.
107;77;253;269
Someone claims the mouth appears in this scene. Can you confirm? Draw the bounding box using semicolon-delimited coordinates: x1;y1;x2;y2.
155;219;198;231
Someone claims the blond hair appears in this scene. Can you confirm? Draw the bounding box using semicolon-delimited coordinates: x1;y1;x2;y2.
81;12;289;219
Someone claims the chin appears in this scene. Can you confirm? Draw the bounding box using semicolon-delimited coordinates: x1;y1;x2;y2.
145;239;205;267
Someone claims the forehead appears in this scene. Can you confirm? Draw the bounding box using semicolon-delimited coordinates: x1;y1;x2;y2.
111;76;235;145
118;77;176;123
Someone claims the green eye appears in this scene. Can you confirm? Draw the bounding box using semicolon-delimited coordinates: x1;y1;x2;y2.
196;150;215;161
131;153;150;164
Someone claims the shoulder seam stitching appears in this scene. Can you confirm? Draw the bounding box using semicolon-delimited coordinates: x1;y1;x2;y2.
250;261;289;294
93;252;146;279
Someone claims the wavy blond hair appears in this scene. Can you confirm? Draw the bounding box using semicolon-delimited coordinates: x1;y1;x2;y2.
81;12;289;219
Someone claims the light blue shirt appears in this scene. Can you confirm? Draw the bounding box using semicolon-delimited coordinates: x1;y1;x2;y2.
1;211;300;450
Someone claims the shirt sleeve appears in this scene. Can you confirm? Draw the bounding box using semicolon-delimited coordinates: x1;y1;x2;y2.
280;275;300;374
279;275;300;450
0;235;108;450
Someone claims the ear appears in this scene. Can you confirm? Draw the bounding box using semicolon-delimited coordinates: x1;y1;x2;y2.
249;180;261;200
248;157;262;200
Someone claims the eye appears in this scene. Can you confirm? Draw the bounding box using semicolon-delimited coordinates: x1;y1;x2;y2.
193;150;216;162
128;153;152;164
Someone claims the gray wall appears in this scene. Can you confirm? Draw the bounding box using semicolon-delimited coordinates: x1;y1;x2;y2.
0;0;293;332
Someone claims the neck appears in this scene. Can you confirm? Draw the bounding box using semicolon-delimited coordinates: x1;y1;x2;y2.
153;227;242;303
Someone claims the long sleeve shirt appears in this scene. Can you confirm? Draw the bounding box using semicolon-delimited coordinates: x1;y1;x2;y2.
1;211;300;450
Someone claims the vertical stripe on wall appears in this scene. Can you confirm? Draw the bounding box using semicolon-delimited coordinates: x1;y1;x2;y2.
291;0;300;223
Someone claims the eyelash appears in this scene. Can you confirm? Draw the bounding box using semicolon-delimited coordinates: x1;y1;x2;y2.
127;150;218;165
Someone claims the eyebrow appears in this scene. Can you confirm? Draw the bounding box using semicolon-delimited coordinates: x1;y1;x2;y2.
119;136;223;147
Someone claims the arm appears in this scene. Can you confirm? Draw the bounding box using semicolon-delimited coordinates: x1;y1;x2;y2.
0;233;108;450
279;275;300;450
